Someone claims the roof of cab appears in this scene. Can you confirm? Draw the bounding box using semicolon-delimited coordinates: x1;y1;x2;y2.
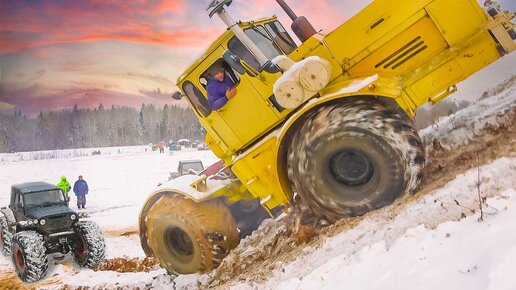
12;182;60;194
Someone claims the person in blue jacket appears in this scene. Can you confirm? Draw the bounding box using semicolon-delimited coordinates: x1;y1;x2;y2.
73;175;89;209
207;67;237;110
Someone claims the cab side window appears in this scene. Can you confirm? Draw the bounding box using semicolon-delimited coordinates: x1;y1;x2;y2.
182;81;211;117
14;193;23;207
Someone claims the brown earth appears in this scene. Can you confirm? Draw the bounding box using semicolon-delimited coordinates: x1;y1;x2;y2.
103;227;139;238
94;257;159;273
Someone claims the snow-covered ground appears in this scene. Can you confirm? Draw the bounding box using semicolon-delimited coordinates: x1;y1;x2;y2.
0;85;514;289
0;147;218;288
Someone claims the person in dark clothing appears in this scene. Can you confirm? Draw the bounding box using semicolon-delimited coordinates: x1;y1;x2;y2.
207;67;237;110
73;175;89;209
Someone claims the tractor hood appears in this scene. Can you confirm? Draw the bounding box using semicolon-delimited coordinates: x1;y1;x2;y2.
26;204;76;219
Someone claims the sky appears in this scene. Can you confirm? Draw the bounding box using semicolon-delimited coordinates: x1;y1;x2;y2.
0;0;514;116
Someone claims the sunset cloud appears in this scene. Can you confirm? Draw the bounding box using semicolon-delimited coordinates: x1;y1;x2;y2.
0;83;182;115
1;0;514;115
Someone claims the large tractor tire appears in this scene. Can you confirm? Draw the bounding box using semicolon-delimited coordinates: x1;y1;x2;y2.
0;216;12;256
73;220;106;268
288;98;425;221
145;195;239;274
11;231;48;283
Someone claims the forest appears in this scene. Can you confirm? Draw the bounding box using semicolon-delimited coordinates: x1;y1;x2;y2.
0;103;203;153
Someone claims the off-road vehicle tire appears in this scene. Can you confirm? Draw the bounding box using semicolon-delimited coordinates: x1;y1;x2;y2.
73;220;106;268
11;231;48;283
0;216;12;256
146;195;239;274
288;98;425;221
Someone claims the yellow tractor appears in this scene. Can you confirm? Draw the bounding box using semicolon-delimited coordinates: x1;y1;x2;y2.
139;0;515;274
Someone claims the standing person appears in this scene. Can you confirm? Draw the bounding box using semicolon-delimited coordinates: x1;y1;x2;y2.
56;176;71;205
73;175;89;209
207;66;237;110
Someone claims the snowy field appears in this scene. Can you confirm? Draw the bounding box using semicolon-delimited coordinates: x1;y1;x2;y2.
0;85;514;289
0;147;218;288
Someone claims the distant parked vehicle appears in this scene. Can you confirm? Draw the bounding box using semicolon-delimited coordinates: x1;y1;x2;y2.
169;143;181;151
197;143;209;151
177;139;191;147
169;160;204;180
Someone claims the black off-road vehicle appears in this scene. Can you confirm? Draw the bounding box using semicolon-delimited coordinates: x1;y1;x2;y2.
0;182;106;283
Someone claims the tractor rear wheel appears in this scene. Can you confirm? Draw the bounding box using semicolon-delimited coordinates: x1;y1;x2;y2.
145;195;239;274
288;98;425;221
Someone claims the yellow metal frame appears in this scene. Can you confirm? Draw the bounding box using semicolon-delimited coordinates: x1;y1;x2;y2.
167;0;513;208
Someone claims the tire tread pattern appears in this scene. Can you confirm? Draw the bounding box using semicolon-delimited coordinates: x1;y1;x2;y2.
288;98;425;220
11;231;48;283
73;220;106;268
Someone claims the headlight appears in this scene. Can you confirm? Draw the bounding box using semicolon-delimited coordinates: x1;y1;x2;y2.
40;219;46;225
28;220;33;225
78;212;89;218
70;214;76;220
33;219;38;225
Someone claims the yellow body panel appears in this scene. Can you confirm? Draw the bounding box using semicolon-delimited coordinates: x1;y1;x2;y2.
171;0;514;207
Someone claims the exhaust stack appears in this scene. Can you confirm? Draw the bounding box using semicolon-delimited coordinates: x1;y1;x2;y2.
207;0;269;66
276;0;317;42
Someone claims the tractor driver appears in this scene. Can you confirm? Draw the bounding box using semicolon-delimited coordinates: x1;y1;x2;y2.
207;66;237;110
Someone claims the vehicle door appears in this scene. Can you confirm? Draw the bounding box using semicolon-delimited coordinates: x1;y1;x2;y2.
12;192;26;221
209;45;281;147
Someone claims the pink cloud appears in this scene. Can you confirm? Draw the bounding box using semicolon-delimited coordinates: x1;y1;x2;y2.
0;0;208;55
0;84;186;116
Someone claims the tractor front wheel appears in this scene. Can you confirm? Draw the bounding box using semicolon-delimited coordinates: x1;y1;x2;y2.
145;195;239;274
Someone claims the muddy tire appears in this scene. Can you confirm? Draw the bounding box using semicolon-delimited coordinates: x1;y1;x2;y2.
11;231;48;283
288;98;425;221
73;220;106;268
0;216;12;256
145;195;239;274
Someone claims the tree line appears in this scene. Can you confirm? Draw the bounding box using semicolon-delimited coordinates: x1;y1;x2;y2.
0;104;204;153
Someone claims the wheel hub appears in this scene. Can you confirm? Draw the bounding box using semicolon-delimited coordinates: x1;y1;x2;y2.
74;234;88;260
165;227;194;261
14;248;25;271
329;149;374;186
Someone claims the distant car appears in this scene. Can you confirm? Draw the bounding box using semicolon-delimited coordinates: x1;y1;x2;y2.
0;182;105;282
169;143;181;151
197;143;209;151
169;160;204;180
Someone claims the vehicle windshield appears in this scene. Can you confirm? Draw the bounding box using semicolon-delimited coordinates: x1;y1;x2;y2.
228;21;297;71
24;189;66;208
181;162;204;174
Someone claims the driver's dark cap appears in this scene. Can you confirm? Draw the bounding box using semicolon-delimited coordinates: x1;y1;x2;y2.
78;175;83;179
208;66;224;77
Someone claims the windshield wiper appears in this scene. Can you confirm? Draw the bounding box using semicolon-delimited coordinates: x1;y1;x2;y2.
251;25;273;41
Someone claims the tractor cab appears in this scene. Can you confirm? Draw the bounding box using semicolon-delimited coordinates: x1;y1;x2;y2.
177;13;299;158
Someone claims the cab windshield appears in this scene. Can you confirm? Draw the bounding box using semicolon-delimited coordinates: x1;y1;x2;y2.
181;162;204;174
228;20;297;70
24;189;66;208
